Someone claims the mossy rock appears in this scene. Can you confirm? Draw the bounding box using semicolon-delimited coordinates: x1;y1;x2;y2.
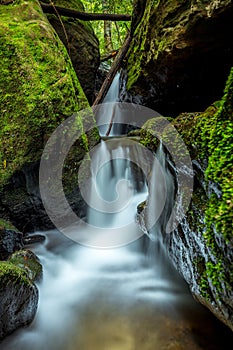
0;218;18;231
0;0;91;187
8;249;43;282
43;0;100;104
0;260;39;339
173;67;233;330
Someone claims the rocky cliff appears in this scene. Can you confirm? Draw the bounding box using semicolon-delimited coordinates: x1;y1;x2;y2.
0;0;100;233
128;0;233;332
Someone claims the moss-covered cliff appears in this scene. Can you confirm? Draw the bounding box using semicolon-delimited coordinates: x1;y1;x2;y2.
136;67;233;330
0;0;100;232
42;0;100;104
171;67;233;330
125;0;233;331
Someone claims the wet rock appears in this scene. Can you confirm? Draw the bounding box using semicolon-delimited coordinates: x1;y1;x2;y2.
0;260;39;340
136;69;233;331
0;228;24;260
23;234;46;245
124;0;233;116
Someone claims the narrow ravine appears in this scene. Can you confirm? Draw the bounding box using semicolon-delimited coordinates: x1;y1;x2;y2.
2;72;233;350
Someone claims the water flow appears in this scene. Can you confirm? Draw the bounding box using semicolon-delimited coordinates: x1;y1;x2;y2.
2;77;233;350
96;72;126;136
146;142;175;241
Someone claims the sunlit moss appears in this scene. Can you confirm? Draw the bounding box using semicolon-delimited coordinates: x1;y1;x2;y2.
0;0;90;186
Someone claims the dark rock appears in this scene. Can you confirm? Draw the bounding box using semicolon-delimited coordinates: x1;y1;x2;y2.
0;261;39;340
0;228;24;260
0;161;87;233
124;0;233;116
23;234;46;245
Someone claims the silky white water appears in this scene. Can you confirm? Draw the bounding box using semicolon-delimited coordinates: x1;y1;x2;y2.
2;140;233;350
2;73;233;349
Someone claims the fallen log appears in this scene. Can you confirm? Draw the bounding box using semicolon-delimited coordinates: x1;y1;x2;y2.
93;32;132;107
40;2;131;21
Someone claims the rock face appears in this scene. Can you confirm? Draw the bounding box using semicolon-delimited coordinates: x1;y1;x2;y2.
43;0;100;104
0;0;100;232
123;0;233;116
0;250;42;340
136;68;233;331
0;228;24;260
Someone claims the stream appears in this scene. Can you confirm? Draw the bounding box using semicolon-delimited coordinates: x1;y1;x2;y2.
2;72;233;349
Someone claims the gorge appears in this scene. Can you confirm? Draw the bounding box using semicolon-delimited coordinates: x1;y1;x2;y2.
0;0;233;347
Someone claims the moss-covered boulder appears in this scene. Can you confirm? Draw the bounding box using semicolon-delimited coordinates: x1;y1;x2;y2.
0;0;100;232
8;249;42;282
0;249;42;339
42;0;100;104
123;0;233;115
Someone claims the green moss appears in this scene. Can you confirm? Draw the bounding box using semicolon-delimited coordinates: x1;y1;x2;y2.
8;250;42;282
0;218;18;231
0;0;90;187
173;67;233;300
43;0;94;34
43;0;84;11
0;260;31;286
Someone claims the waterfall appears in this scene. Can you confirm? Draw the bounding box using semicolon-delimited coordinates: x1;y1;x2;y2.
74;136;148;248
146;141;176;242
2;73;233;350
95;72;127;136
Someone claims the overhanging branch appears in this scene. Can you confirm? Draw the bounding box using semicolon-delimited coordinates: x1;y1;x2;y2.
40;3;131;22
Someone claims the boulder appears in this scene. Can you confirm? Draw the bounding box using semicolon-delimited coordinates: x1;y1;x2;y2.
123;0;233;116
0;228;24;260
0;249;42;340
0;0;100;233
42;0;100;104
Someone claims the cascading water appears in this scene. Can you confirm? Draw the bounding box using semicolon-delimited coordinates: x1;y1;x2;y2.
2;72;233;349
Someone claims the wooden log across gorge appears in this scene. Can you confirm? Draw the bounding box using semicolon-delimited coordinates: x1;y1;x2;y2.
40;2;131;22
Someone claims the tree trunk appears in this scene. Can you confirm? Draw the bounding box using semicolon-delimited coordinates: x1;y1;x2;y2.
102;0;113;52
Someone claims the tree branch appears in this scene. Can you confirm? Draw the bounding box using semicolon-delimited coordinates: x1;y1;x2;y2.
93;32;132;107
40;3;131;21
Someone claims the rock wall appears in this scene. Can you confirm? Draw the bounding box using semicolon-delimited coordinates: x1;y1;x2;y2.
123;0;233;116
136;68;233;331
42;0;100;104
0;0;100;232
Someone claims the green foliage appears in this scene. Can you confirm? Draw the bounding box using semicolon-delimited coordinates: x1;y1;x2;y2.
82;0;133;54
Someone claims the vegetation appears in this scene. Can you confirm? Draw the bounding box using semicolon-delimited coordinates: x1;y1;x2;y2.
174;67;233;301
82;0;133;54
